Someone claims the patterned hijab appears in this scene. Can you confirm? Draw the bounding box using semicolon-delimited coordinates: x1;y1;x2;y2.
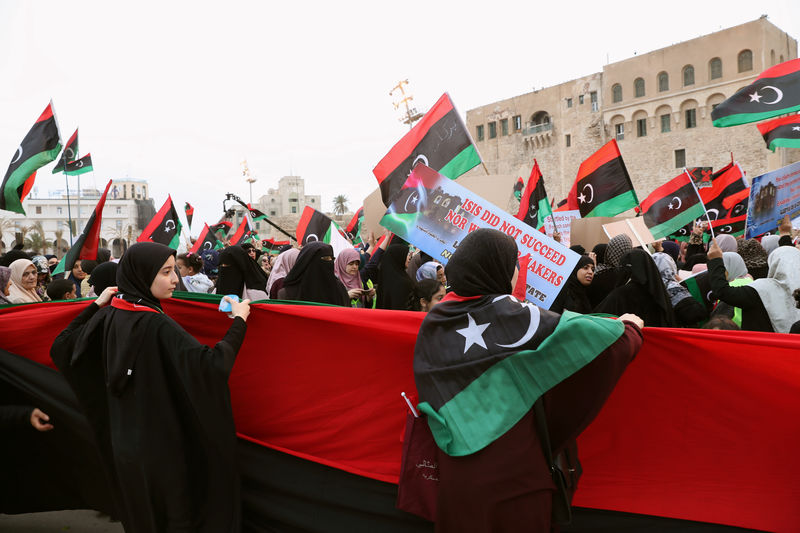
597;234;632;272
737;239;768;271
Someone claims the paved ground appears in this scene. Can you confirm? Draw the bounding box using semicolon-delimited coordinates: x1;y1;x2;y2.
0;510;124;532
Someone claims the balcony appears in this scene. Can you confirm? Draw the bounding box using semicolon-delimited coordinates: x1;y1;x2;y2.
522;122;553;135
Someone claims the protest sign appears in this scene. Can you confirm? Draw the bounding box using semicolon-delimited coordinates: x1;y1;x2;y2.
745;160;800;238
602;217;659;248
379;163;579;309
542;209;580;247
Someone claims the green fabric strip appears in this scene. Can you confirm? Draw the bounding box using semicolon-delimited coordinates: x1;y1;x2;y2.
3;146;62;214
64;165;93;176
713;104;800;127
438;145;481;180
583;189;639;218
379;212;419;235
536;196;553;229
418;311;625;457
648;203;706;240
768;137;800;152
168;222;183;250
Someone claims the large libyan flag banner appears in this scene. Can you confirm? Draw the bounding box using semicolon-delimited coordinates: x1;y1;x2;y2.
1;296;799;532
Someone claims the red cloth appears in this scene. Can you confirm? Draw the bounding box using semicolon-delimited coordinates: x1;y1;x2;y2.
2;301;800;531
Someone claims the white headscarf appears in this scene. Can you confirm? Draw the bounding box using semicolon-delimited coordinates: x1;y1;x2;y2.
722;252;749;281
716;234;738;253
7;259;42;304
761;235;780;256
749;246;800;333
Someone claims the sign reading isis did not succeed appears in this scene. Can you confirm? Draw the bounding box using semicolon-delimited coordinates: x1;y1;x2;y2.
380;163;579;309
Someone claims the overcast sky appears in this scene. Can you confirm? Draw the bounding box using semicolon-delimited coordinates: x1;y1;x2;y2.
1;0;798;236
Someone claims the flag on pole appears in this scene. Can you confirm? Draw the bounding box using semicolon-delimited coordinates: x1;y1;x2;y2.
515;160;553;230
229;215;256;246
137;195;182;249
0;101;62;214
708;214;747;238
189;223;222;254
296;206;352;257
345;207;364;244
698;162;747;220
513;177;524;201
567;139;638;218
640;171;706;240
184;202;194;229
64;153;93;175
757;114;800;151
262;237;291;254
52;128;78;174
711;58;800;127
373;93;481;205
210;220;232;239
52;181;112;275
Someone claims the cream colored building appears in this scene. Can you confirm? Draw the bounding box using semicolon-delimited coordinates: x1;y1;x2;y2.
465;16;799;203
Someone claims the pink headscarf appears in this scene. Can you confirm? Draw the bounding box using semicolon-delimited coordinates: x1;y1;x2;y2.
334;248;362;291
266;248;300;295
691;263;708;274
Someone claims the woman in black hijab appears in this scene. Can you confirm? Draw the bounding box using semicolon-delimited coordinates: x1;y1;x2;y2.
87;261;118;296
277;241;349;306
216;245;268;300
550;255;594;314
376;240;414;310
595;249;677;327
50;242;250;532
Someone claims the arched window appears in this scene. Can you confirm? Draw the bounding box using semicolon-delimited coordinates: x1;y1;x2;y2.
612;84;622;103
634;78;645;97
709;57;722;80
771;50;776;65
738;50;753;72
658;71;669;92
683;65;695;86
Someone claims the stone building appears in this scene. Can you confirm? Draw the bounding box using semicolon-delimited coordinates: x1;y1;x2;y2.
0;178;156;258
465;16;799;203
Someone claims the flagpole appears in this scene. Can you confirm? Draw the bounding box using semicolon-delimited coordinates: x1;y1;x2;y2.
685;167;716;240
625;219;651;254
64;173;74;243
76;172;81;237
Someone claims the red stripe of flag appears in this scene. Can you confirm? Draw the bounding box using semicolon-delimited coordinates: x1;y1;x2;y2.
137;195;176;242
722;187;750;210
756;114;800;135
515;160;542;221
78;181;113;258
639;170;693;213
754;58;800;81
295;206;315;243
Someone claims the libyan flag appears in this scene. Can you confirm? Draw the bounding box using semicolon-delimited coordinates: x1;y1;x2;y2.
184;202;194;229
52;128;79;174
711;58;800;127
415;295;625;456
699;162;747;221
345;207;364;244
373;92;482;206
757;113;800;151
1;101;62;214
189;223;222;254
262;237;291;253
515;159;552;230
64;153;93;175
709;214;746;238
566;139;638;218
296;206;352;257
53;181;112;276
379;163;436;235
513;177;524;201
640;171;705;240
137;195;182;249
229;215;257;246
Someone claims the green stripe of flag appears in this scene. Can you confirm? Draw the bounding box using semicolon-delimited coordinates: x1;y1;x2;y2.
536;196;553;229
438;145;481;180
418;311;624;456
712;104;800;127
647;203;706;240
583;189;639;218
768;137;800;152
3;146;62;214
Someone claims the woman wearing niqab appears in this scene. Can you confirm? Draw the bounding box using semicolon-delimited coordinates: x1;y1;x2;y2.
277;242;349;306
50;242;250;532
376;241;414;310
595;249;677;327
216;245;268;300
414;229;643;532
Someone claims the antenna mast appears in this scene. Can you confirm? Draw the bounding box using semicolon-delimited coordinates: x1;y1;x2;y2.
390;79;423;130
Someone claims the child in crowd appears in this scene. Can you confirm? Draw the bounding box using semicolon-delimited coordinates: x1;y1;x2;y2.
46;279;78;301
176;252;214;293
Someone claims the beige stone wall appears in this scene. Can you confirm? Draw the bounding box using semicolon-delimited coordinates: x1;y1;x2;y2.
466;16;799;204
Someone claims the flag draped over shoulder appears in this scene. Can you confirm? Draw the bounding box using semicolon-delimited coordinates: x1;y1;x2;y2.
515;160;552;230
184;202;194;229
1;102;62;214
64;153;93;175
53;181;112;275
345;207;364;244
189;223;221;254
640;171;705;240
567;139;638;218
711;58;800;127
757;114;800;151
296;206;351;257
52;128;78;174
373;93;481;206
415;294;624;456
137;195;182;249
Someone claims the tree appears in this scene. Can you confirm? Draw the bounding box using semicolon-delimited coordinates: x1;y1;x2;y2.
333;195;348;217
24;222;46;254
0;218;14;251
53;228;65;258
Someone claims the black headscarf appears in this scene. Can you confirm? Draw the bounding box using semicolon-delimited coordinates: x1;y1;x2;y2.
592;243;607;265
0;249;30;267
116;242;176;310
445;228;517;297
376;240;415;310
216;245;267;296
88;261;118;295
280;241;348;306
97;248;112;263
551;255;594;314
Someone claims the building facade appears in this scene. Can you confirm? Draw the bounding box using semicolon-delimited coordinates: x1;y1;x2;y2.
465;16;799;203
0;178;156;258
233;175;322;240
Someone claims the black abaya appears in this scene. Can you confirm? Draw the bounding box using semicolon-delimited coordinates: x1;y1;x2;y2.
50;242;247;532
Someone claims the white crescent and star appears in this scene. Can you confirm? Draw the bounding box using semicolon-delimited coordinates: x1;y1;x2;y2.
706;208;720;220
456;314;491;353
722;225;733;233
10;146;22;165
404;191;420;212
668;196;682;210
165;220;176;232
495;300;541;349
306;233;319;243
792;126;800;132
203;241;212;250
578;184;594;204
65;147;75;159
761;86;783;105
